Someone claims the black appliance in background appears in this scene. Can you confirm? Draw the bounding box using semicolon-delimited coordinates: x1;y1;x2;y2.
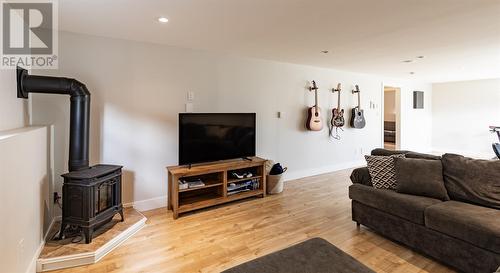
413;91;424;109
16;67;123;244
179;113;256;165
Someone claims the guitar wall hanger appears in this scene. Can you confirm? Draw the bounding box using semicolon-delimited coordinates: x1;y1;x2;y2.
308;81;319;92
352;85;360;95
331;83;341;93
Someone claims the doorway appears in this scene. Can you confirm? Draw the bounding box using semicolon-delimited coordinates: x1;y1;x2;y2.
383;86;400;150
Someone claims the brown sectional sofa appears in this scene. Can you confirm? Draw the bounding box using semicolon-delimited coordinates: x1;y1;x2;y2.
349;149;500;273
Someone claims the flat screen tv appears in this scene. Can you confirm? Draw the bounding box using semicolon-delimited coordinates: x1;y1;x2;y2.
179;113;256;165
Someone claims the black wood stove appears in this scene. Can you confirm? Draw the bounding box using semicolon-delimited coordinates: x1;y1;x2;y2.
61;165;123;243
16;67;124;243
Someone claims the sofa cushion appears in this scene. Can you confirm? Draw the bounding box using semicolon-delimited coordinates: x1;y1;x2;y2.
350;167;372;186
349;184;442;225
425;201;500;253
406;152;441;161
365;154;405;190
371;148;408;156
371;148;441;160
395;158;450;201
442;153;500;209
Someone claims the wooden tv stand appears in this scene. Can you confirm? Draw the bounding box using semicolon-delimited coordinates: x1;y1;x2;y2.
166;157;267;219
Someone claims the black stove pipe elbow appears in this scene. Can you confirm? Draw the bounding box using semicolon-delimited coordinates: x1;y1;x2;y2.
17;66;90;172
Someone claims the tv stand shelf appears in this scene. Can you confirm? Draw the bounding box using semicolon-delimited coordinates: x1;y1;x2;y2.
227;175;263;184
166;157;267;219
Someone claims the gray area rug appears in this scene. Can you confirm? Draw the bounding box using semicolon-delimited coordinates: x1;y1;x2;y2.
222;238;375;273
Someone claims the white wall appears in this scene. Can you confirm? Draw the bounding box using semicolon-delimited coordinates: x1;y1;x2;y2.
432;78;500;158
0;10;30;131
0;70;29;131
32;32;433;211
0;67;53;273
382;80;433;152
0;127;51;273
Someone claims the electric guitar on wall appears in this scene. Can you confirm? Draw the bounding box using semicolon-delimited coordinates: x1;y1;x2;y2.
306;80;323;131
350;85;366;129
331;83;345;128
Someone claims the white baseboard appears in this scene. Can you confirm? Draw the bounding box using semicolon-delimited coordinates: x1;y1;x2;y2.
43;216;61;242
27;215;61;273
123;196;167;212
28;240;45;273
283;160;365;181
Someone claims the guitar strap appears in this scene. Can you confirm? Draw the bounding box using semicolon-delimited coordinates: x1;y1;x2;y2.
329;86;344;140
329;124;343;140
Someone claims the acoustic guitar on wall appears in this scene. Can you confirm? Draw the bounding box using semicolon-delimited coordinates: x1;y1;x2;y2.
306;80;323;131
350;85;366;129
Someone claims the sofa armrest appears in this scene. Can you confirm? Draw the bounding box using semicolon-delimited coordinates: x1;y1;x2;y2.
350;167;372;187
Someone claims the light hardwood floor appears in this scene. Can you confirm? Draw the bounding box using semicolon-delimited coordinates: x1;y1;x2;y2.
51;169;454;273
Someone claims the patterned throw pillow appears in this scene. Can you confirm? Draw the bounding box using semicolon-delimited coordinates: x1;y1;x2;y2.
365;154;406;190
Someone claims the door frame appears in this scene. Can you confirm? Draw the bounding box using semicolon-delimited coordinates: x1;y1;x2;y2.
381;85;401;150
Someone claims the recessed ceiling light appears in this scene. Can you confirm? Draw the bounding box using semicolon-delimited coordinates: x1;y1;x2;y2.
409;72;415;75
320;50;329;54
158;17;169;23
416;56;425;59
402;60;413;63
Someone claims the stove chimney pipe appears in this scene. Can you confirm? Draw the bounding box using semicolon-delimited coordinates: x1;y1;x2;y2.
16;66;91;172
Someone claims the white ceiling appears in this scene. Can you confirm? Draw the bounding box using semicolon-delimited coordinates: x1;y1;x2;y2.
58;0;500;83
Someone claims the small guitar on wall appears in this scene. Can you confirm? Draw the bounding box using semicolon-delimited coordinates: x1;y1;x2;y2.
330;83;344;139
350;85;366;129
331;83;345;128
306;80;323;131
